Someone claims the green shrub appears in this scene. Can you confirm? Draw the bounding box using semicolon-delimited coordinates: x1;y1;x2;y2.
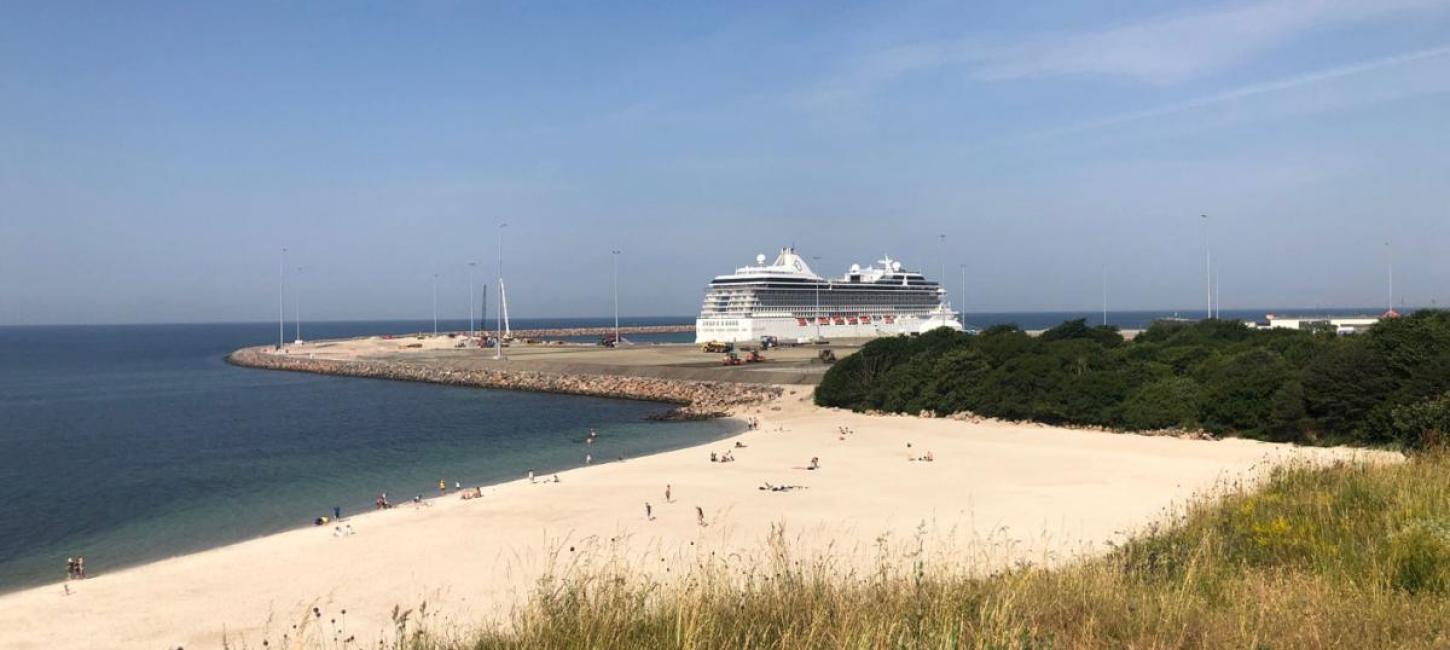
818;311;1450;446
1121;377;1202;430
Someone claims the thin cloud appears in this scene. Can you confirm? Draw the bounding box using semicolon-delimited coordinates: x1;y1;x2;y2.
968;0;1448;84
797;0;1450;109
1032;45;1450;138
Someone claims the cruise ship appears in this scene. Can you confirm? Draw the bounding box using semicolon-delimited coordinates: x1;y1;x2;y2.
696;247;964;343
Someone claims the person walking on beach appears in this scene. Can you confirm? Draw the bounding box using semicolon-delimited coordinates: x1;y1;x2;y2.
665;484;672;503
439;479;447;494
528;469;535;483
76;556;85;579
585;453;592;465
645;502;653;520
65;557;75;580
696;506;706;527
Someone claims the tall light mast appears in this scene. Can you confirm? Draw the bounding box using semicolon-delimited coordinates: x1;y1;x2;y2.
467;261;478;336
1202;214;1212;320
939;233;948;326
1101;265;1108;327
812;255;823;340
294;266;304;343
1386;241;1394;313
278;247;287;350
612;249;621;347
960;263;967;327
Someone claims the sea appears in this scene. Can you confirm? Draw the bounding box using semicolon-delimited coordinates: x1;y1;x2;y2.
0;317;725;593
0;308;1386;592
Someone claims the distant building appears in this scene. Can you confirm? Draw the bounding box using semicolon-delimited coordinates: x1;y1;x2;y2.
1262;310;1400;335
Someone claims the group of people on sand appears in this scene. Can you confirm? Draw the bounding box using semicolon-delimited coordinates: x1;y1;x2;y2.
375;493;392;510
64;556;86;581
709;450;737;463
641;485;705;527
759;482;806;492
437;479;465;494
746;417;760;430
904;442;935;462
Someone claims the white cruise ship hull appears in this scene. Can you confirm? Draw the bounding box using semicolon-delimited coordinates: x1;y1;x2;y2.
696;314;963;344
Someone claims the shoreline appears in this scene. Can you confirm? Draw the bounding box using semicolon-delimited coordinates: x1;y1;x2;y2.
0;409;748;599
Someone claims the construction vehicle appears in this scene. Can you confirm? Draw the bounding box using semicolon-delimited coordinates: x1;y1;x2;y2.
759;335;778;350
701;341;733;353
745;350;766;363
721;352;743;366
816;349;837;364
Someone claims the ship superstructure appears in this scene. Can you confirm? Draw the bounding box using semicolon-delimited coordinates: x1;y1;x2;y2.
695;247;963;343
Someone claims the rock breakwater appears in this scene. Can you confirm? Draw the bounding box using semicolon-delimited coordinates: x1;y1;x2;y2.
227;347;779;418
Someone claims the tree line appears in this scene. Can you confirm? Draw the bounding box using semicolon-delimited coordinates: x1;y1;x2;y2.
816;311;1450;449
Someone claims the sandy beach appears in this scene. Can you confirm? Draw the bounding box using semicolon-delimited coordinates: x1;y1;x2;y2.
0;389;1391;649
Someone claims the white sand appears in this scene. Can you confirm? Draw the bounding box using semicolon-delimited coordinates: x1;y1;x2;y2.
0;390;1391;649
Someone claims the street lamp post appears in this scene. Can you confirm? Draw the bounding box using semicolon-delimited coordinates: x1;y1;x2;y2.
1386;241;1394;313
812;255;822;340
278;247;287;350
612;250;621;347
939;232;951;325
960;263;967;327
467;261;478;336
1201;214;1211;320
294;266;304;343
1101;265;1108;327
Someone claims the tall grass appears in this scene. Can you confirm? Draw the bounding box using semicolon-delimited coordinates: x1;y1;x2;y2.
389;453;1449;649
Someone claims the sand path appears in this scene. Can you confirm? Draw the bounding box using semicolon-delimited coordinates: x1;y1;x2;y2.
0;389;1387;649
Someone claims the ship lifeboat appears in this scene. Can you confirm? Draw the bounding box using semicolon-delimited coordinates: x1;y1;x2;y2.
797;318;808;326
833;318;845;325
847;318;859;325
883;315;895;324
817;317;829;325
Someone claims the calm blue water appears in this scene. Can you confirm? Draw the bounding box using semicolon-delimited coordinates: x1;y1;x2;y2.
0;318;731;592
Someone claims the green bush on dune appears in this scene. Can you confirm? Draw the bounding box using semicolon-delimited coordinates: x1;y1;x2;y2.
816;310;1450;449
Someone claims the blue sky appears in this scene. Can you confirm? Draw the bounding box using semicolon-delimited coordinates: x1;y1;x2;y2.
2;0;1448;324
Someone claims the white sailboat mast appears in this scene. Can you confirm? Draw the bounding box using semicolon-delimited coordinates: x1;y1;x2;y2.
500;278;512;337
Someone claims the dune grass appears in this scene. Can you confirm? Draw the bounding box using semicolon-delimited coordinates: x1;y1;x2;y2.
382;452;1450;649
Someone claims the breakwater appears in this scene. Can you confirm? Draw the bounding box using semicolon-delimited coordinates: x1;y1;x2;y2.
510;324;693;338
227;347;778;418
425;325;693;339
